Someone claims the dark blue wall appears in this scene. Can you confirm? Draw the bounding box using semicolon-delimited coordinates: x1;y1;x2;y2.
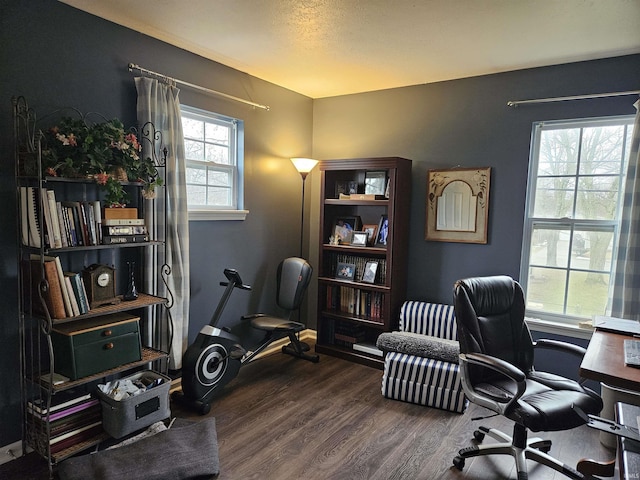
313;55;640;304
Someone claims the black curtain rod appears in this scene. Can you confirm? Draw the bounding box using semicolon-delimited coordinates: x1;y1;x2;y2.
507;89;640;107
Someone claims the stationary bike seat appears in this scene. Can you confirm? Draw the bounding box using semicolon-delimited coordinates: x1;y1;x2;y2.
250;316;305;333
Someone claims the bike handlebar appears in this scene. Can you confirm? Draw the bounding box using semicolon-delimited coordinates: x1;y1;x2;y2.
220;268;252;290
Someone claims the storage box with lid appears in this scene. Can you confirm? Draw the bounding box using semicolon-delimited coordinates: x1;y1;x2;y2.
96;370;171;438
51;313;142;380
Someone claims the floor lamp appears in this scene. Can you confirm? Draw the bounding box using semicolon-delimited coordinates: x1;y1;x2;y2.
291;157;318;258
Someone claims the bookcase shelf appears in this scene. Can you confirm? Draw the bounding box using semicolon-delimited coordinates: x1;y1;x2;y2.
315;157;411;368
14;96;171;475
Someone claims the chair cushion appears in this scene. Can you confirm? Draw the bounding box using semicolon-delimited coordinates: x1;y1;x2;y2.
377;332;459;363
251;315;305;332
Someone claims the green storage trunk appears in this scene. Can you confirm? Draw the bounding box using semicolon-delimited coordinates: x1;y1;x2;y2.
51;313;142;380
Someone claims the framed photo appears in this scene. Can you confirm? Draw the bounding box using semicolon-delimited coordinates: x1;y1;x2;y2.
362;224;378;246
335;181;348;198
425;167;491;244
335;262;356;281
333;216;361;244
361;261;378;283
351;231;368;246
375;215;389;247
365;170;387;195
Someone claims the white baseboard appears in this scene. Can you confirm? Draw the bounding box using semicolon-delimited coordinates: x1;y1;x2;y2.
0;440;23;466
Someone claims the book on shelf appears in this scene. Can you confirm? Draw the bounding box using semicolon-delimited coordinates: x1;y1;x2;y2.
48;409;102;438
101;234;149;244
45;189;63;249
65;271;90;314
102;207;138;220
63;276;80;316
37;371;71;387
27;392;92;416
103;218;146;226
353;342;383;357
49;421;103;454
102;225;148;236
24;257;67;319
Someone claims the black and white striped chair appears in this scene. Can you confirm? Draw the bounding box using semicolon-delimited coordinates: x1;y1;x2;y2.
376;301;468;413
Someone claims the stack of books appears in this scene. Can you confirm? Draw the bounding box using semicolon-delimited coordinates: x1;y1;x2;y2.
101;218;149;245
27;392;103;455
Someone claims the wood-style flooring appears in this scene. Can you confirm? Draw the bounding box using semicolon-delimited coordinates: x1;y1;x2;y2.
0;346;617;479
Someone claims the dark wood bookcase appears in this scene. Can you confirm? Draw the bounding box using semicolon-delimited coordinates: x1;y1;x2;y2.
315;157;411;368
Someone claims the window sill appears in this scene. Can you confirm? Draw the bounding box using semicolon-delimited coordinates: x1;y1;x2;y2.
525;317;594;340
188;209;249;221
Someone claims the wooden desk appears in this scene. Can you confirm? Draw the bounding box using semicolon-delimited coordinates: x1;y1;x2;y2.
580;329;640;392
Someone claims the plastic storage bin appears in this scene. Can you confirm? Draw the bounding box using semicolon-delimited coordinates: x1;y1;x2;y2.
97;370;171;439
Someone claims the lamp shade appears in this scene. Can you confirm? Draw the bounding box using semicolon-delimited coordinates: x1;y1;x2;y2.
291;157;318;176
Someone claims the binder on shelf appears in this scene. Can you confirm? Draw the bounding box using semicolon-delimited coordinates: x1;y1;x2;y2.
19;186;41;248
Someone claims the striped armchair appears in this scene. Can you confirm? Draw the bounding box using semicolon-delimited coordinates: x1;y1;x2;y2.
376;301;468;413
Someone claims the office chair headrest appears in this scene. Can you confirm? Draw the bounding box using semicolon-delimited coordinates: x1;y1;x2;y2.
455;275;518;316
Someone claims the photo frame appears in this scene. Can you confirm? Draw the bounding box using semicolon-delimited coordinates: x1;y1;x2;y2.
364;170;387;195
351;231;368;246
335;262;356;281
425;167;491;244
375;215;389;247
362;224;378;246
361;261;378;284
333;216;361;244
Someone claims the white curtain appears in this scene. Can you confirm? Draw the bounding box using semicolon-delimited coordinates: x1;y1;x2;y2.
135;77;190;369
611;97;640;321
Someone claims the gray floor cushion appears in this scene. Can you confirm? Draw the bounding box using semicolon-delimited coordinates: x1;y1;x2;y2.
58;417;219;480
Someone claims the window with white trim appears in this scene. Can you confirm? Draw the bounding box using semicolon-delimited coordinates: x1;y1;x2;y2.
181;105;246;220
520;115;634;326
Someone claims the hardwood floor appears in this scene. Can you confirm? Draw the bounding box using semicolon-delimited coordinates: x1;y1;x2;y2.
1;347;617;479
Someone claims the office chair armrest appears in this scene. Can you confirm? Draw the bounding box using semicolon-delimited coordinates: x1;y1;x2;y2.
533;339;587;359
460;352;527;411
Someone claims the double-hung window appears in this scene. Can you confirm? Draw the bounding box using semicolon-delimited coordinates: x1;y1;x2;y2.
520;115;634;328
181;105;246;220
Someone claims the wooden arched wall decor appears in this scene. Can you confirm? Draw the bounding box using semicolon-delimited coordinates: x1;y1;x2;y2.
425;167;491;243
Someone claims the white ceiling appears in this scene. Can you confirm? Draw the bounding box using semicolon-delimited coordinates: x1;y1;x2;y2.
61;0;640;99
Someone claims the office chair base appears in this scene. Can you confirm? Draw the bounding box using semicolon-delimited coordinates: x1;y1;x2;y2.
453;425;588;480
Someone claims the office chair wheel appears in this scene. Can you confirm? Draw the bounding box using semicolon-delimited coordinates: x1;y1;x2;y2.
453;455;465;470
473;430;485;442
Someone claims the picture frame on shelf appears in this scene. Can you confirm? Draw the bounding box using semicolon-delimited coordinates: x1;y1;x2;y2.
362;224;378;246
334;181;348;198
348;181;358;194
361;261;378;283
365;170;387;195
333;216;361;244
335;262;356;281
351;231;368;246
375;215;389;247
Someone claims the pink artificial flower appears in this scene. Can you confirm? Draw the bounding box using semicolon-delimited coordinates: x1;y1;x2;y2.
94;172;109;185
46;167;57;177
67;133;77;147
125;133;140;150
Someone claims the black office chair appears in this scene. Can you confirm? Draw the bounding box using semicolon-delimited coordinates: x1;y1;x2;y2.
243;257;319;363
452;275;603;479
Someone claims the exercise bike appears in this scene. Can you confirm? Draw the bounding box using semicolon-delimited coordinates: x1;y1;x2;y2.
173;258;319;415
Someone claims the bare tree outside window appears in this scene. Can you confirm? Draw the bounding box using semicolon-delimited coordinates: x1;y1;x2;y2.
521;116;633;323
